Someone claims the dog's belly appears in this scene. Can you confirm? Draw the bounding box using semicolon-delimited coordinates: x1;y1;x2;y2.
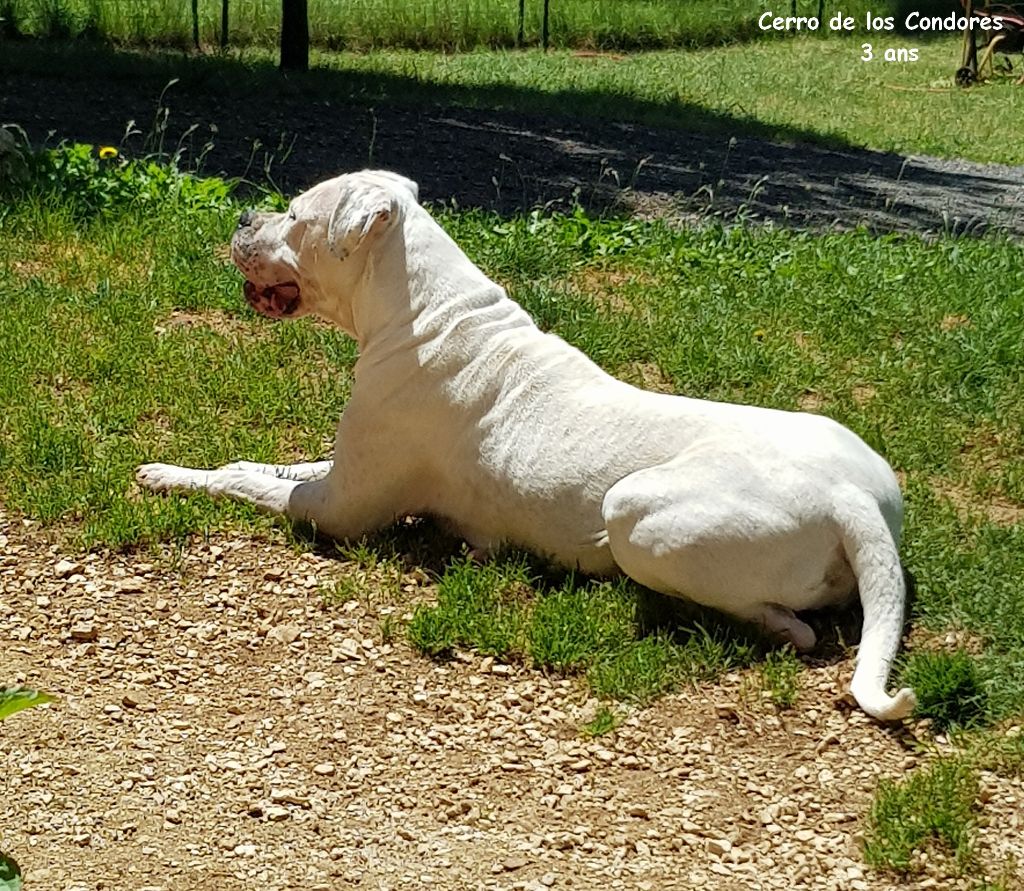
445;505;621;576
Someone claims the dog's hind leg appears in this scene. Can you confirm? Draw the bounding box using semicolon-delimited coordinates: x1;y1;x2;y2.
601;461;813;631
602;460;915;721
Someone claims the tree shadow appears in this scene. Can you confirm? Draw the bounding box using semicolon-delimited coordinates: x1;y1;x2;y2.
4;39;1023;235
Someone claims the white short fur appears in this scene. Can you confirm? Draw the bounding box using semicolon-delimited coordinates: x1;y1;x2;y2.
137;169;916;721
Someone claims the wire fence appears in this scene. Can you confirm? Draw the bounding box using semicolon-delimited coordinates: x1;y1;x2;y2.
0;0;788;51
191;0;552;50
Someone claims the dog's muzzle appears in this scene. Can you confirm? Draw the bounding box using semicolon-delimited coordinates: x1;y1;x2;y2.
243;280;301;319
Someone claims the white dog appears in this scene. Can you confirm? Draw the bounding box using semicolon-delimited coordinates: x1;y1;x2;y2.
137;169;916;721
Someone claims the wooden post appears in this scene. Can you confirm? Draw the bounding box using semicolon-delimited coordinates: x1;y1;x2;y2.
280;0;309;71
964;0;979;76
542;0;550;50
191;0;199;48
221;0;229;49
517;0;525;47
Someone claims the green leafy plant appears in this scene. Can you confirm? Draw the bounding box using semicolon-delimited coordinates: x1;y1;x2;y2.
2;142;239;217
759;647;801;710
0;686;54;721
0;854;22;891
902;650;989;732
863;759;978;875
582;705;620;738
0;687;54;891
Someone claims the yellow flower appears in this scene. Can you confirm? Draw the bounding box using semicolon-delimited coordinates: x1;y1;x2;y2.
98;146;118;159
753;328;766;341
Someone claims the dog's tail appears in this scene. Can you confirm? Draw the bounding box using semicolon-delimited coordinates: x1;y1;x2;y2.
833;487;917;721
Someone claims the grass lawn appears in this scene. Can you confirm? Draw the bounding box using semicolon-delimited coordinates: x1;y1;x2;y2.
1;144;1023;879
306;38;1024;164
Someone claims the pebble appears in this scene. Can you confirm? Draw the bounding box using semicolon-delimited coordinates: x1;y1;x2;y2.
70;622;97;641
268;623;302;645
337;638;361;659
116;577;146;594
54;559;81;578
706;838;732;857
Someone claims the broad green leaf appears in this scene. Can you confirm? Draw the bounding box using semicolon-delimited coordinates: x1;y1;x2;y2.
0;852;22;891
0;687;54;722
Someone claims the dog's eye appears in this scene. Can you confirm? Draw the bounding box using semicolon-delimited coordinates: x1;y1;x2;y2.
287;209;297;221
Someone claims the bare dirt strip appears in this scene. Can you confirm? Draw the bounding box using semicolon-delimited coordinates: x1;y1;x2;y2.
2;509;1022;890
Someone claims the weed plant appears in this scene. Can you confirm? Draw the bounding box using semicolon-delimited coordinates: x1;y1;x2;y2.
864;759;978;874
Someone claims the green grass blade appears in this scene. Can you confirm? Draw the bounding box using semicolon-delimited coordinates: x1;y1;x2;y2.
0;687;55;721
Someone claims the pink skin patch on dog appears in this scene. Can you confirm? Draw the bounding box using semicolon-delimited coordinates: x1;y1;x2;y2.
243;280;301;318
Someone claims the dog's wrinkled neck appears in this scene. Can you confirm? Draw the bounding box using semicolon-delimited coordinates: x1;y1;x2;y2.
339;227;414;351
333;205;534;366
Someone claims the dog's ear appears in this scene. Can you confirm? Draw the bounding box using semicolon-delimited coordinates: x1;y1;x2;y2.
327;183;399;260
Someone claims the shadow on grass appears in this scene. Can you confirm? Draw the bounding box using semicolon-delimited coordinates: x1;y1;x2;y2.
295;513;893;678
290;515;466;579
4;39;1023;234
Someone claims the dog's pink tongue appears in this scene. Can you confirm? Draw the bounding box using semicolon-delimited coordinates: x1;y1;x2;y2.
268;282;300;315
243;280;300;315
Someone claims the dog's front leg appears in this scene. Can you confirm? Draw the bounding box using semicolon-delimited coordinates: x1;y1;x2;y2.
136;462;326;517
135;460;393;542
218;460;333;481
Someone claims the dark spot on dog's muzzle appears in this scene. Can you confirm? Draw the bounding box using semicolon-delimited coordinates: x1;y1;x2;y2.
244;280;301;319
237;209;256;229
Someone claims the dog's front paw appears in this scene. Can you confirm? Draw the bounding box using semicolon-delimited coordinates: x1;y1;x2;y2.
136;463;203;494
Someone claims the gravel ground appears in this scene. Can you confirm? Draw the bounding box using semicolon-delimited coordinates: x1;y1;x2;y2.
2;508;1022;890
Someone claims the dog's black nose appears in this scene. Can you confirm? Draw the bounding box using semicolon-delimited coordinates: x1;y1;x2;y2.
237;209;256;229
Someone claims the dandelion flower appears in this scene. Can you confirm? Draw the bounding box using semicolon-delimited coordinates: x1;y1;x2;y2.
98;146;118;159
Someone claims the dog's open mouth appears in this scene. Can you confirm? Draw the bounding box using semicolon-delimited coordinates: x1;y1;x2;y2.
243;280;301;318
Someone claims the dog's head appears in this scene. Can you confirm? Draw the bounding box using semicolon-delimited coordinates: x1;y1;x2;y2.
231;170;419;331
